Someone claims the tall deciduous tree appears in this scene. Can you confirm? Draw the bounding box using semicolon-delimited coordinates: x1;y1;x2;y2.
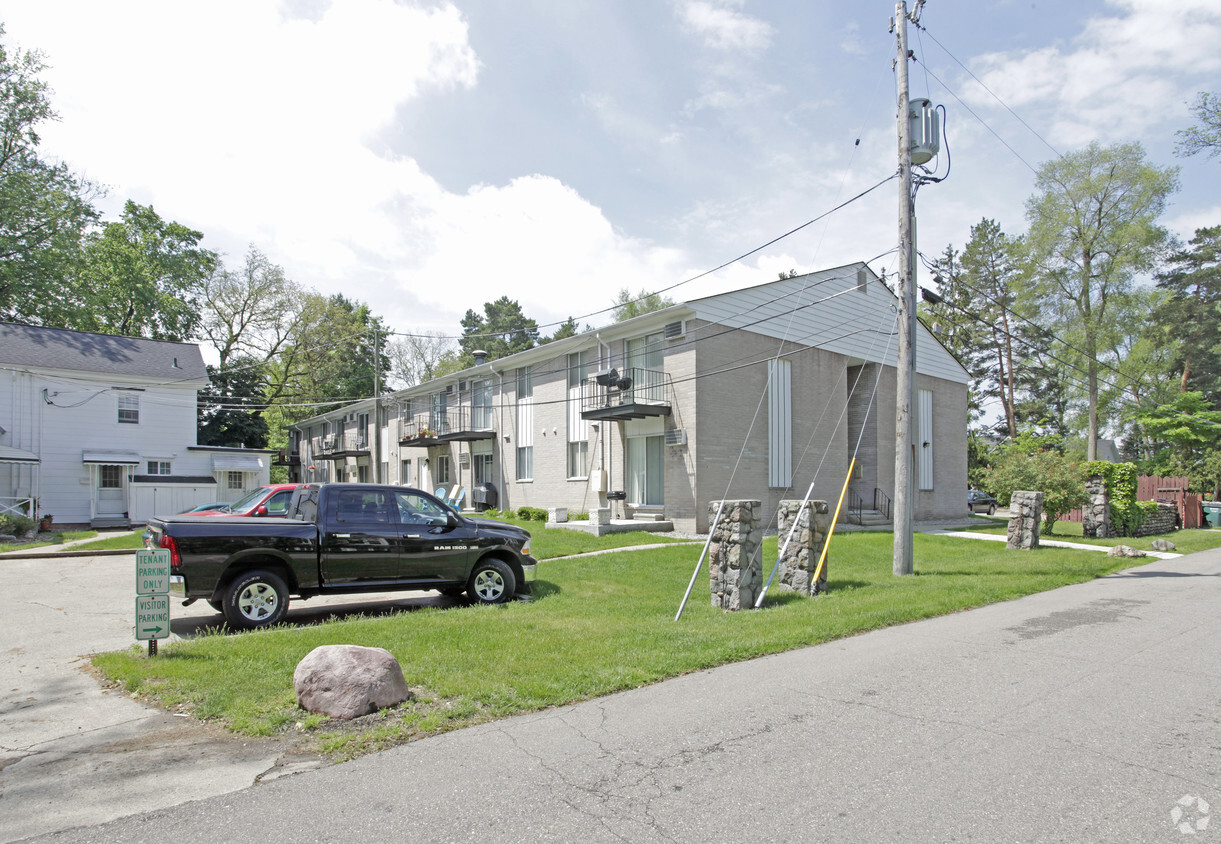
1175;91;1221;160
72;200;216;340
612;288;674;322
198;246;301;368
0;26;99;323
386;329;457;389
1023;141;1179;460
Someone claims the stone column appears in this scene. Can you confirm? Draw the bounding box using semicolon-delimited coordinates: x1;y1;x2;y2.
709;500;763;611
1006;490;1044;550
777;499;831;595
1082;475;1109;538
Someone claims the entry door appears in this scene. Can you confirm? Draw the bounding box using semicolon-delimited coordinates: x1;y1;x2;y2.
97;465;126;515
627;435;664;506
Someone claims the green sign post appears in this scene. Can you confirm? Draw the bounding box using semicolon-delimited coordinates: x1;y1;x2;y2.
135;548;171;655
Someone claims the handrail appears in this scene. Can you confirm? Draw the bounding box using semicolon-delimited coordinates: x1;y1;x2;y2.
873;487;892;520
847;490;864;525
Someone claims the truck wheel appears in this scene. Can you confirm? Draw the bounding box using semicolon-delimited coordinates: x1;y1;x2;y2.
468;559;516;605
223;570;289;629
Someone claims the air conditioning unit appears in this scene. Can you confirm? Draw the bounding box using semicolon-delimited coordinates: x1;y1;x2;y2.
445;384;454;394
664;429;687;447
459;452;470;468
664;320;686;341
458;379;468;392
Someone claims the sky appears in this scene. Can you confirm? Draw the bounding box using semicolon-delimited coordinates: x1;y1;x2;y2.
5;0;1220;344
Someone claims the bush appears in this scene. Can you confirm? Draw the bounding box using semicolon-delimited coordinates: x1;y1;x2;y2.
0;514;35;536
515;506;548;522
568;511;590;521
983;432;1087;533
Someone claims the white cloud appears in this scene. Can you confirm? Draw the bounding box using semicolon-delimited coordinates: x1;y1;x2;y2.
676;0;774;52
966;0;1221;146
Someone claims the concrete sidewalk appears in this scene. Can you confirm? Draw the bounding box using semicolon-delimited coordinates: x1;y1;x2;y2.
25;547;1221;843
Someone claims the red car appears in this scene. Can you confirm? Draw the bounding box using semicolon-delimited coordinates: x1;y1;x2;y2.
190;484;303;518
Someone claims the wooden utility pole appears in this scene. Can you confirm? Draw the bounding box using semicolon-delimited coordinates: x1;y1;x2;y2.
893;2;916;576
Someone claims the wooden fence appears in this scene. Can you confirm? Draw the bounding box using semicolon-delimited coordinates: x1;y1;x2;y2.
1059;475;1200;529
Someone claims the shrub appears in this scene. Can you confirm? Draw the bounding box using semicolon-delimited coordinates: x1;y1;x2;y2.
0;514;35;536
983;432;1087;533
515;506;548;522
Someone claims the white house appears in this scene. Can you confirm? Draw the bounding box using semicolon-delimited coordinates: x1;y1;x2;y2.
0;322;274;528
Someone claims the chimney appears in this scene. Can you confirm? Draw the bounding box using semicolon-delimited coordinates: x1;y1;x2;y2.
473;349;488;366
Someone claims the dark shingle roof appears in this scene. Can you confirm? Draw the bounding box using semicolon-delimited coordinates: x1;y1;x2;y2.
0;322;208;381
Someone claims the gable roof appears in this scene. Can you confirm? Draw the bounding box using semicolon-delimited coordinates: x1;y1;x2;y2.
0;322;208;383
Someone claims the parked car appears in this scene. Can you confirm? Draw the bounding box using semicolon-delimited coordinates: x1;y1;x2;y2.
189;483;303;518
177;502;231;514
968;489;998;515
145;483;537;628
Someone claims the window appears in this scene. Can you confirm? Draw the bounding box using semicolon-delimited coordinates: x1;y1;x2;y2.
100;465;122;488
335;488;390;523
431;392;449;434
146;460;172;476
436;454;452;485
357;413;370;448
400;459;411;485
357;464;370;483
567;352;589;478
516;366;533;480
227;471;244;490
627;435;664;506
117;395;139;424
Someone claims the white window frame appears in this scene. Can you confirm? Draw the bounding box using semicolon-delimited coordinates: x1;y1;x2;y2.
146;460;172;476
567;351;590;479
516;366;533;481
117;394;139;424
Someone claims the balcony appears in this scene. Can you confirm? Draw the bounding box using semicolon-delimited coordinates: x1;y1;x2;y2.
400;408;495;447
272;448;301;467
320;432;370;459
580;367;672;422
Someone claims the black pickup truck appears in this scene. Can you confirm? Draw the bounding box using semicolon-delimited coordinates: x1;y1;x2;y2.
145;483;537;629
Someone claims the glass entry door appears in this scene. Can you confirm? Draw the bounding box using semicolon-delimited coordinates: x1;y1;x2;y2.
626;435;664;506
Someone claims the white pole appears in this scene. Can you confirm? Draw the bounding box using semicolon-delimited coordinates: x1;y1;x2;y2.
893;2;916;576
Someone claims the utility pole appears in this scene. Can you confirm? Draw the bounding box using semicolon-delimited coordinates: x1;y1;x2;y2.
892;1;917;576
372;325;382;484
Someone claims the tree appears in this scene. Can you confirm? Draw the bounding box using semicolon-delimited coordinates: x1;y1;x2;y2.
1023;141;1179;460
543;316;580;343
72;201;216;340
1131;392;1221;499
612;288;674;322
386;329;457;389
0;26;100;324
197;358;271;448
197;246;302;368
1153;226;1221;404
457;296;538;365
1175;92;1221;160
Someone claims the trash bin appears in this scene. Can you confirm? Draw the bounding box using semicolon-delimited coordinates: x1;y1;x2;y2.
1202;501;1221;528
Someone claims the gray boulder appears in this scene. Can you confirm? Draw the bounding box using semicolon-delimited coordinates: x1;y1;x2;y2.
1151;539;1176;552
1107;545;1147;559
294;645;411;720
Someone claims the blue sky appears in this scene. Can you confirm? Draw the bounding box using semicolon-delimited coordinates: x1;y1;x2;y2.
7;0;1219;339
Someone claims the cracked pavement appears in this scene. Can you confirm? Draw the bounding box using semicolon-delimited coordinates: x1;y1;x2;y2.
15;546;1221;842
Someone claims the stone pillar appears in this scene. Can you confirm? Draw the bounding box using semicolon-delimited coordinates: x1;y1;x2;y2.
777;499;831;595
589;507;611;527
1006;490;1044;550
709;500;763;611
548;507;568;524
1082;475;1109;538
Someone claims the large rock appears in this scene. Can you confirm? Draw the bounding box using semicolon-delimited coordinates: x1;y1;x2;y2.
294;645;411;720
1108;545;1147;559
1152;539;1176;552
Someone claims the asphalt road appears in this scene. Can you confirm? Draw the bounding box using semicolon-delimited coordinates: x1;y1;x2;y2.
9;544;1220;843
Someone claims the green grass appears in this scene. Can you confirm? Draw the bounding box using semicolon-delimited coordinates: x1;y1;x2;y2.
961;518;1221;554
92;527;1216;759
475;514;694;559
66;529;146;550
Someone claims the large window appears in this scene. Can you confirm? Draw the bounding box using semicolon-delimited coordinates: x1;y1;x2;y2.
516;366;533;481
117;394;139;424
627;436;664;506
567;351;590;478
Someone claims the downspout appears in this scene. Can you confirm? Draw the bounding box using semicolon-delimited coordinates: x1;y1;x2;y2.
489;361;504;511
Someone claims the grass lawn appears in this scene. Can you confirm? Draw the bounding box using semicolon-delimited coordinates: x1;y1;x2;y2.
91;526;1219;760
961;517;1221;554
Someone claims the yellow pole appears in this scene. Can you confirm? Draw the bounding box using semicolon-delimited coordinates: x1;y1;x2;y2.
812;457;855;587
